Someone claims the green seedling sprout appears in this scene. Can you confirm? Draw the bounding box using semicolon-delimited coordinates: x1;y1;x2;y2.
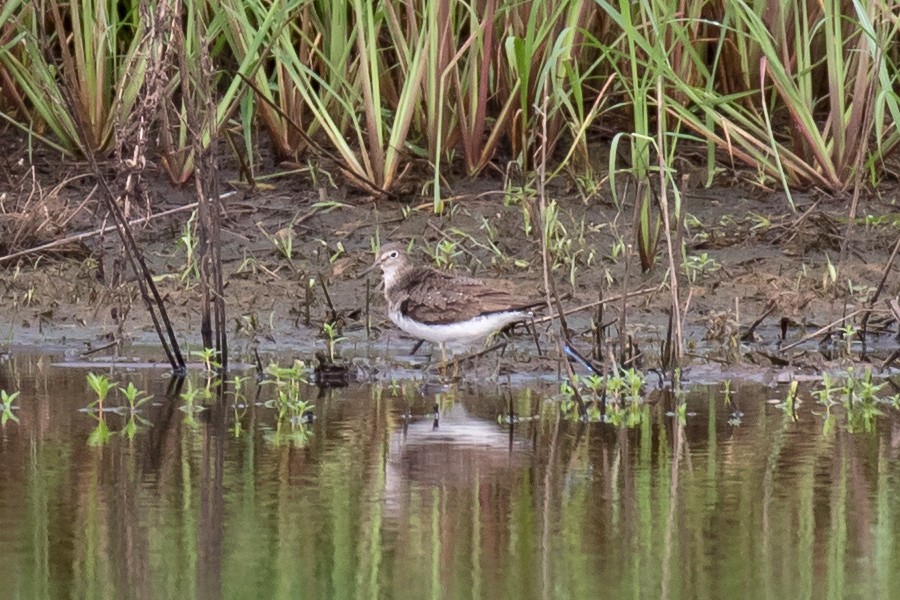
322;322;346;362
262;360;314;446
427;239;462;270
722;380;733;405
178;380;207;427
682;252;720;283
178;210;200;284
192;347;221;373
86;372;117;413
839;323;858;357
119;382;152;412
822;254;837;291
1;389;20;425
85;372;115;447
119;382;152;441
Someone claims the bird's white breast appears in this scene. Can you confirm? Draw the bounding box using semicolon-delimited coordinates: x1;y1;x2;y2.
388;308;530;346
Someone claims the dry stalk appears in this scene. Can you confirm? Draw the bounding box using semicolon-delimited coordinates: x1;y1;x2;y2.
656;75;683;371
48;0;187;372
175;4;228;370
535;86;584;417
859;230;900;340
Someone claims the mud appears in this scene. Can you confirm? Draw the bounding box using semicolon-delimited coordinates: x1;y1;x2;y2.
2;132;899;381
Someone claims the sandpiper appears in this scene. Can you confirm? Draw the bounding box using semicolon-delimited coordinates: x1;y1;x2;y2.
362;242;543;350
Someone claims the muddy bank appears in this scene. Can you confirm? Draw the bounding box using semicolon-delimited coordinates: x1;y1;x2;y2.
2;144;899;380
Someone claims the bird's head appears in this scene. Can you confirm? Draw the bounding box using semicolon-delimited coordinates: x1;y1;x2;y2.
360;242;410;288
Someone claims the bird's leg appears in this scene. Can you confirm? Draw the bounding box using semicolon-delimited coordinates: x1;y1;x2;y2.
439;342;448;378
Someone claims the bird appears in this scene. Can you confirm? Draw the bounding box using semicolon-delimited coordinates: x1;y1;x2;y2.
361;242;543;353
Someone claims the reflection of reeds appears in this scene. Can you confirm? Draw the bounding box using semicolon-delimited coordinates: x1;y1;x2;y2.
4;366;900;596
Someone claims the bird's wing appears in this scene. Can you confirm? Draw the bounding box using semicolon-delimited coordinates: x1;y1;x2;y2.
392;268;538;325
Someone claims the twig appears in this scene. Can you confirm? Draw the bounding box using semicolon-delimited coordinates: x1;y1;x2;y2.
530;286;660;325
656;75;683;370
0;196;234;265
859;229;900;339
452;341;508;367
535;86;584;417
740;302;777;341
779;308;871;352
772;199;821;245
45;0;186;373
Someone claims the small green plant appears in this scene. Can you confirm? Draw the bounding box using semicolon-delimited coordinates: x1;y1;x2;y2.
747;212;773;231
192;347;222;373
607;236;626;263
87;416;111;447
822;254;838;291
228;375;251;438
321;322;346;362
810;368;894;434
85;372;115;447
86;373;117;413
1;389;20;425
558;368;650;426
722;380;733;404
838;323;858;357
682;253;720;282
274;227;295;263
263;360;314;446
675;401;688;425
118;382;152;440
426;239;462;270
179;380;207;427
777;380;800;422
328;241;346;264
178;210;200;284
119;382;152;411
812;372;839;407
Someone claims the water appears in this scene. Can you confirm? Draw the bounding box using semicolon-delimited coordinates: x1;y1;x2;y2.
2;352;900;600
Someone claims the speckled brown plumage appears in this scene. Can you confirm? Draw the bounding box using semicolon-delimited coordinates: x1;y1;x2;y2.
362;242;543;345
389;265;540;325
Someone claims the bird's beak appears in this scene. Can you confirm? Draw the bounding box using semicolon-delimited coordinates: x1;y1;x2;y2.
358;259;380;278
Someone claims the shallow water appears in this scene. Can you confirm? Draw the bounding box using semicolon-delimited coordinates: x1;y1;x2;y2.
2;352;900;600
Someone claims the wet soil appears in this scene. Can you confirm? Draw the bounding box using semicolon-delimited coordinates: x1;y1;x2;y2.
2;132;900;381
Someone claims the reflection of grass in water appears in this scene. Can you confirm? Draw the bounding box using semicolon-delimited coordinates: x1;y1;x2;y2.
1;389;20;425
812;368;899;434
83;374;156;444
178;379;208;429
559;368;651;425
9;352;900;597
261;360;315;446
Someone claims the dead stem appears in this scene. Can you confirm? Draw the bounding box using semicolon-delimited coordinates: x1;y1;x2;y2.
859;230;900;340
656;75;683;370
535;86;584;417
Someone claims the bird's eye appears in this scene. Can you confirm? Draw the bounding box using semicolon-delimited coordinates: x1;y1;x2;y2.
388;251;398;259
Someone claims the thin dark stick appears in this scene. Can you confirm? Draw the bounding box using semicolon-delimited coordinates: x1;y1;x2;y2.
535;88;584;417
621;176;636;369
318;278;338;323
451;341;508;367
0;199;229;265
365;278;371;339
45;0;186;373
741;302;777;341
656;75;683;371
860;230;900;340
779;308;872;352
530;286;659;324
182;8;227;371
